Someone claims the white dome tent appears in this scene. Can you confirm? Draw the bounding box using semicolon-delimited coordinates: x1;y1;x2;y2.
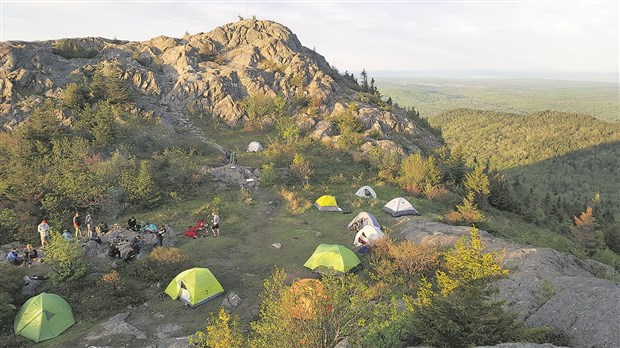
355;186;377;199
246;141;264;152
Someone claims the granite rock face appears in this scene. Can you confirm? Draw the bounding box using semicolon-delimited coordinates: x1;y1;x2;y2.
0;19;441;154
393;220;620;348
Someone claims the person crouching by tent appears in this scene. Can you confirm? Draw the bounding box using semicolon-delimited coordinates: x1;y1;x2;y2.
6;246;23;266
184;225;199;239
196;218;209;236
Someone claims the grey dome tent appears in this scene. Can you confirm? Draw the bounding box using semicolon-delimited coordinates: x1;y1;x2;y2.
382;197;420;217
355;186;377;199
246;141;264;152
347;211;381;231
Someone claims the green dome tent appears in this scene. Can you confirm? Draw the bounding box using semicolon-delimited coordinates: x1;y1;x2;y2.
303;244;361;274
14;292;75;343
165;267;224;307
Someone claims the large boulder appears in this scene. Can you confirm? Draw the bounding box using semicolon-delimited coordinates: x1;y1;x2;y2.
393;220;620;348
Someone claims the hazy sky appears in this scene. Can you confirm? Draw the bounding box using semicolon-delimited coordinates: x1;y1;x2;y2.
1;1;618;76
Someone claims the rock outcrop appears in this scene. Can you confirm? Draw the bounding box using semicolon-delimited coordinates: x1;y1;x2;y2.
393;220;620;348
0;19;441;154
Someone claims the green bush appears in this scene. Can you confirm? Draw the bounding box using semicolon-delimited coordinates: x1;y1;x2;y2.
52;39;98;59
260;163;279;187
409;281;522;348
0;264;23;334
129;247;190;284
45;232;86;284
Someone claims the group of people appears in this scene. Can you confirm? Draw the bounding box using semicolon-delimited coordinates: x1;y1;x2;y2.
6;244;38;266
20;211;217;267
184;212;220;239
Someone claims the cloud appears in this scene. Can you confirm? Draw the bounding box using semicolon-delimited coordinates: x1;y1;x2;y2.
1;1;617;73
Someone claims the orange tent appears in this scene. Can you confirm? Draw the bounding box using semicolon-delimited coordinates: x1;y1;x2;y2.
287;279;333;320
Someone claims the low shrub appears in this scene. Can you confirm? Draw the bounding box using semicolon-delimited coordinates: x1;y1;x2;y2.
130;247;190;284
279;187;312;214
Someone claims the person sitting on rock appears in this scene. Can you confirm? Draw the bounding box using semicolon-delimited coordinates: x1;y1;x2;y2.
124;235;143;261
96;222;109;235
127;216;140;231
108;240;121;258
184;225;199;239
23;244;38;264
6;246;23;266
62;229;73;241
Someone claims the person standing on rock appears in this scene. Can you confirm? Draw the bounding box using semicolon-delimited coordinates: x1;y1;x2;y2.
211;212;220;237
73;212;83;239
154;224;166;247
37;219;50;248
85;212;94;238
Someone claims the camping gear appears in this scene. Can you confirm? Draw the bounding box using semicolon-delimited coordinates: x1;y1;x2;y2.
14;292;75;343
303;244;361;274
355;185;377;199
165;267;224;307
347;211;381;230
353;225;385;246
287;278;332;320
313;195;342;212
140;223;157;234
382;197;421;217
246;141;264;152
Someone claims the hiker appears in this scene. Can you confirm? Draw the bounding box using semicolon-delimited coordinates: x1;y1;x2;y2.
211;212;220;237
225;149;231;163
124;235;142;261
95;222;109;235
85;212;94;238
108;240;121;258
6;246;23;266
184;225;198;239
196;218;209;236
154;225;166;247
90;230;103;245
73;212;82;239
127;216;140;231
38;219;50;248
23;244;38;264
62;229;73;241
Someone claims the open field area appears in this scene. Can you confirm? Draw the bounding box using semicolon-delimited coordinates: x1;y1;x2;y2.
375;77;620;122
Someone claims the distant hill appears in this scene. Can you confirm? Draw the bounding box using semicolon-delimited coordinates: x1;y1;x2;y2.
430;109;620;215
375;77;620;122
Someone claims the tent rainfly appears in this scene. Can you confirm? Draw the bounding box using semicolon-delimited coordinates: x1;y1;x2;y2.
14;292;75;343
353;225;385;246
246;141;264;152
347;211;381;231
382;197;421;217
354;186;377;199
165;267;225;307
303;244;361;274
313;195;342;212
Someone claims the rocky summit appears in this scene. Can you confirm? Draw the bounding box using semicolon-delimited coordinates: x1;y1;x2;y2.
0;19;440;155
394;220;620;348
